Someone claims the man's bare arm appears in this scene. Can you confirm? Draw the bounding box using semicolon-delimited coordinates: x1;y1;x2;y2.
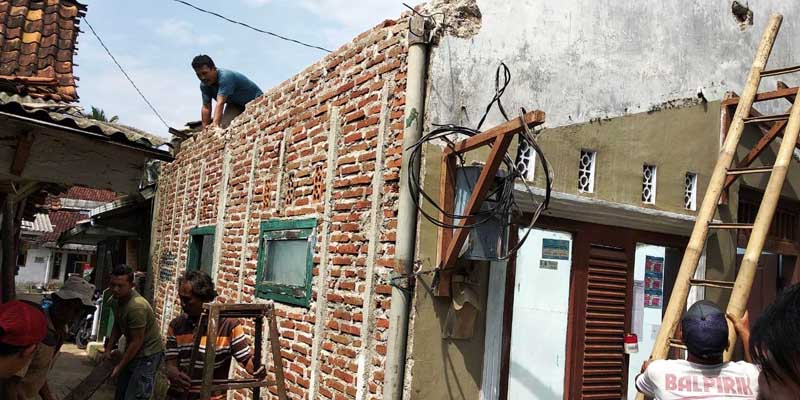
201;103;212;129
212;95;227;127
112;327;145;377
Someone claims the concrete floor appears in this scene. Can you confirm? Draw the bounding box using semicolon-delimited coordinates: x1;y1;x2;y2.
50;343;115;399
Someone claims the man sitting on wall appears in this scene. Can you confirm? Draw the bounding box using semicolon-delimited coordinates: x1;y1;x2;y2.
164;271;265;400
750;283;800;399
0;301;46;379
191;55;263;129
5;276;95;400
636;300;759;399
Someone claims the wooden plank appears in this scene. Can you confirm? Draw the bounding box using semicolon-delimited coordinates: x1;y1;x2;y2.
721;86;799;105
253;313;263;399
1;196;16;302
434;154;457;296
722;107;790;191
62;356;118;400
444;110;544;155
204;303;268;312
10;132;33;176
200;306;220;400
440;132;515;270
267;303;289;400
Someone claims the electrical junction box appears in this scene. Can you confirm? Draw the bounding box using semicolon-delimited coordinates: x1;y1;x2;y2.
453;166;510;261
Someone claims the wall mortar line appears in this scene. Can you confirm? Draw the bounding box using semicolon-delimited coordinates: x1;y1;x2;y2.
274;136;288;212
212;139;233;283
237;136;262;303
355;83;392;400
308;107;341;399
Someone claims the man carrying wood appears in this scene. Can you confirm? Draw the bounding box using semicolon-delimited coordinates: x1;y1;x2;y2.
105;265;164;400
164;271;265;400
191;55;263;129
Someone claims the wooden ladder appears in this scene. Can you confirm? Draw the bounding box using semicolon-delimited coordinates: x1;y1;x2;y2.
185;302;288;400
642;11;800;391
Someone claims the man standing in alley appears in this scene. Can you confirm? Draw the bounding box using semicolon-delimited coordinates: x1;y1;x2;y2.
4;276;95;400
636;300;759;399
105;265;164;400
191;55;263;129
164;271;264;400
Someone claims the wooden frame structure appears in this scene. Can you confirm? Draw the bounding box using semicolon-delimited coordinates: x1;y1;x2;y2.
434;110;545;296
187;302;288;400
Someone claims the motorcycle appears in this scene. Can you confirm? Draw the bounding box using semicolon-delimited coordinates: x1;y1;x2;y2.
71;290;102;349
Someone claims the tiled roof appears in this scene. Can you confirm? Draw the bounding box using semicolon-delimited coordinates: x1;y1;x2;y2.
0;92;169;148
62;185;117;202
40;209;86;242
0;0;85;102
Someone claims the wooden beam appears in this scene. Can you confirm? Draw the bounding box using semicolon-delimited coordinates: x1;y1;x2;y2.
434;154;458;296
1;196;17;302
721;86;799;106
10;132;34;176
440;132;515;270
444;110;545;155
723;106;791;191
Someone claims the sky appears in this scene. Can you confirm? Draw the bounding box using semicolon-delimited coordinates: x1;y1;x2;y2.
74;0;417;138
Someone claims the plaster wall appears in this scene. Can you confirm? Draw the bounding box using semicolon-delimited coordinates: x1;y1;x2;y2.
428;0;800;132
15;248;51;286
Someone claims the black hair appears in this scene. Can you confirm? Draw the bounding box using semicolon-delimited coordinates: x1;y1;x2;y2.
111;264;134;283
191;55;215;70
750;283;800;384
179;270;218;302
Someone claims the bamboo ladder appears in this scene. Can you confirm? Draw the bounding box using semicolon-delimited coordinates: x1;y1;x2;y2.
639;13;800;398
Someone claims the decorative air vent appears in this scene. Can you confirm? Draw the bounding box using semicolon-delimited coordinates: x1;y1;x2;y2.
642;164;657;204
684;172;697;211
578;150;596;193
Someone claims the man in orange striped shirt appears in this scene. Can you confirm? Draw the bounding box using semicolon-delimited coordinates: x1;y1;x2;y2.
164;271;264;400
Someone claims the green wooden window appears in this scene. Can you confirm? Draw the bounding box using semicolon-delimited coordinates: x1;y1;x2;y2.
256;218;316;307
187;226;215;275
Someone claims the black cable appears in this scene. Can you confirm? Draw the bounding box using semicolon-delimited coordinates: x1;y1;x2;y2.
406;63;553;265
171;0;332;53
83;18;171;129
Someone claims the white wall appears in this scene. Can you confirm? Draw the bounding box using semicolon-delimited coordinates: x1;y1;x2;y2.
15;248;52;286
428;0;800;130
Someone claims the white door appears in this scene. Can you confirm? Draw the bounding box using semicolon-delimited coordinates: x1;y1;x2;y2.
507;228;572;400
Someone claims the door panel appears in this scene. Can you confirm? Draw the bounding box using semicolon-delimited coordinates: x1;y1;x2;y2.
579;244;629;399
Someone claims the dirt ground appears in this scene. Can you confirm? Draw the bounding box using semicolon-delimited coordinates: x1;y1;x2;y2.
50;343;115;400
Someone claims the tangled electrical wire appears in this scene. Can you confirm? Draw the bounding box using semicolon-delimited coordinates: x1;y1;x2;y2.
407;63;553;263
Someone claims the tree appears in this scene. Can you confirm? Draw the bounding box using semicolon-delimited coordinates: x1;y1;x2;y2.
84;106;119;123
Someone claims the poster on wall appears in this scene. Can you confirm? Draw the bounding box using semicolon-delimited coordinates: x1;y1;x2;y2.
542;239;570;260
644;256;664;309
632;280;644;337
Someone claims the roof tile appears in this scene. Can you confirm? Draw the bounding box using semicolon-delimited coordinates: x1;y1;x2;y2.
0;0;84;102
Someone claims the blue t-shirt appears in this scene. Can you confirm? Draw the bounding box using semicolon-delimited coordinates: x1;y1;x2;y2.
200;69;263;108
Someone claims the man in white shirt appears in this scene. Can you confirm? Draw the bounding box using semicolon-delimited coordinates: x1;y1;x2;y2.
636;300;759;399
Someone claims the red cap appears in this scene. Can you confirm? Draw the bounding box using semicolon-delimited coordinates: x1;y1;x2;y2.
0;300;47;347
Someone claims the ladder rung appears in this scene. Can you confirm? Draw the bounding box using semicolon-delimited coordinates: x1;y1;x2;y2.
761;65;800;77
689;279;735;289
707;222;754;229
668;338;687;350
743;114;791;124
726;166;774;176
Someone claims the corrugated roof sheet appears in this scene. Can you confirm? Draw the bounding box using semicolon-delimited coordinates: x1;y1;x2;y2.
0;0;86;102
0;92;167;147
21;212;52;232
41;208;86;242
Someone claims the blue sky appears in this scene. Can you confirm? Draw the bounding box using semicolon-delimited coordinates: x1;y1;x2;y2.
75;0;416;138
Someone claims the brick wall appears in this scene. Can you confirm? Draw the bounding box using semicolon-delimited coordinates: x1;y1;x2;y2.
151;15;409;400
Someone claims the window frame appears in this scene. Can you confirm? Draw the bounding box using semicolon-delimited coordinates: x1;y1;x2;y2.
186;225;216;274
255;218;316;307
